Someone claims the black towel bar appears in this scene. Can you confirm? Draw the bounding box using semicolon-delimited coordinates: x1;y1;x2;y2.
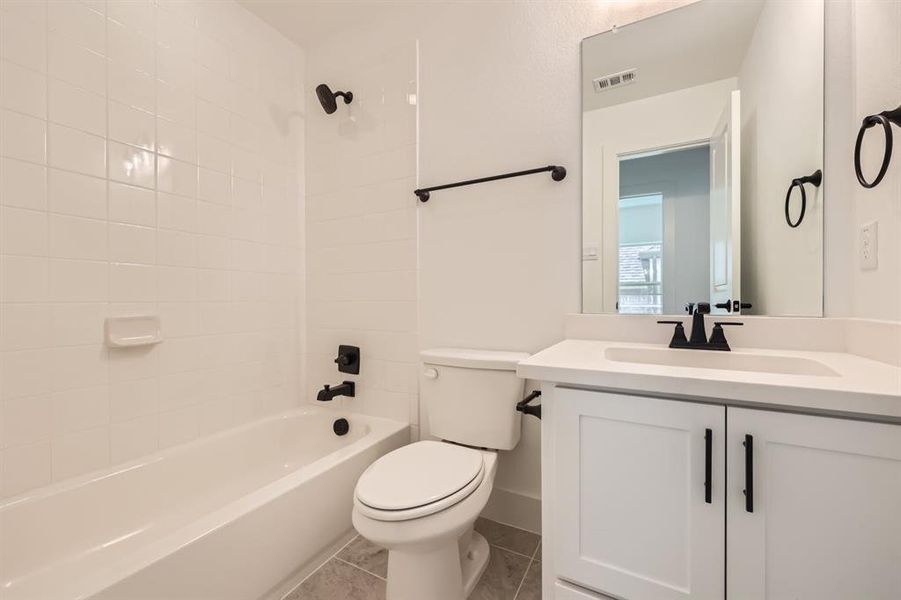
414;165;566;202
784;169;822;228
854;105;901;189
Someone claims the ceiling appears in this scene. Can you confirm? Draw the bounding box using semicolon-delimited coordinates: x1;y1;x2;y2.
238;0;413;48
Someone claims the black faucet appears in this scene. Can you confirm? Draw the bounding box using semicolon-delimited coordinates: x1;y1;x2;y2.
657;302;743;351
687;302;710;345
317;381;355;401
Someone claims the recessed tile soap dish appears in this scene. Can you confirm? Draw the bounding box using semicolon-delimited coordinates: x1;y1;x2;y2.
105;315;163;348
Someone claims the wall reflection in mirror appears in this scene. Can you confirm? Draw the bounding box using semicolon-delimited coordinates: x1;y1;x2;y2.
581;0;824;316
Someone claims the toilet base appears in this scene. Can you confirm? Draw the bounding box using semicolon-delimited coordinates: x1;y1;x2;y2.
461;531;490;597
385;531;490;600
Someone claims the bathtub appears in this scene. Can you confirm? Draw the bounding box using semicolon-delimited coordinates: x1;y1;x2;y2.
0;406;409;600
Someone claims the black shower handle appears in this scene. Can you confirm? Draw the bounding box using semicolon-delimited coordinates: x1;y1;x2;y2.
784;169;822;228
855;105;901;189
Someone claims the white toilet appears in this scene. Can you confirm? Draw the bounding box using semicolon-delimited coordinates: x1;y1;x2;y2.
352;348;530;600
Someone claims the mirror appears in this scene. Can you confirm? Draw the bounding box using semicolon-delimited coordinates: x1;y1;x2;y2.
581;0;824;316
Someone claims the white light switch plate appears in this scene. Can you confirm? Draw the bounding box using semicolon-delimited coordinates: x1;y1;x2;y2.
859;221;878;270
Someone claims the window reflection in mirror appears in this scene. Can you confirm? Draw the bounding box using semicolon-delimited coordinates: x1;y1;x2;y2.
581;0;824;317
618;193;663;315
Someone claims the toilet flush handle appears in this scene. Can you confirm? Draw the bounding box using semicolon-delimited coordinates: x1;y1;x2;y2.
516;390;542;419
423;368;439;380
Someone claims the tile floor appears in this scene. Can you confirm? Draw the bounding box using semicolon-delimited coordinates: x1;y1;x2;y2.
283;518;542;600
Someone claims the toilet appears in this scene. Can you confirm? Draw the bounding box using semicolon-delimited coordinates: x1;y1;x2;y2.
352;348;530;600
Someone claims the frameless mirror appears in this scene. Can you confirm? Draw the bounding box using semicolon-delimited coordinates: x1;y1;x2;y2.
581;0;824;316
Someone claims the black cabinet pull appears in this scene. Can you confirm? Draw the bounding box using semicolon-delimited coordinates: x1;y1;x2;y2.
784;170;822;228
704;428;713;504
854;105;901;189
743;434;754;513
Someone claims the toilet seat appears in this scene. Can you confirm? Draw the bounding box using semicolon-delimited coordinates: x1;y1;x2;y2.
355;441;486;522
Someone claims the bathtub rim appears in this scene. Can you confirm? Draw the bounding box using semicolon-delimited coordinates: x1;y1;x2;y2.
0;404;394;510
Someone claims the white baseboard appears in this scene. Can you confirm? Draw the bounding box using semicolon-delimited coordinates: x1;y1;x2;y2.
480;487;542;534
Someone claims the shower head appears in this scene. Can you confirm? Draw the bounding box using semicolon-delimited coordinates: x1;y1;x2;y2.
316;83;353;114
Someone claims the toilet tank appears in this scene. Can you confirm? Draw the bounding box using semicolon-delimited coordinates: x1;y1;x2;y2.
420;348;530;450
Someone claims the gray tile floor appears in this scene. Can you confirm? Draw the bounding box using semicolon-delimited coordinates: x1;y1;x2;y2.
284;518;541;600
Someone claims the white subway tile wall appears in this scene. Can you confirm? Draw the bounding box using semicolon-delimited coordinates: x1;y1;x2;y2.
305;42;418;433
0;0;305;499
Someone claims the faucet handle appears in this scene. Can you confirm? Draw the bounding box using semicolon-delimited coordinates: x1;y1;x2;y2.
658;320;688;347
709;322;743;351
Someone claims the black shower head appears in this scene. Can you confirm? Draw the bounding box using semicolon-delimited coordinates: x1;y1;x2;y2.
316;83;353;115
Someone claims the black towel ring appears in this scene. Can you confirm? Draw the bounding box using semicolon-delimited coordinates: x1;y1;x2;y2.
854;105;901;189
784;169;822;228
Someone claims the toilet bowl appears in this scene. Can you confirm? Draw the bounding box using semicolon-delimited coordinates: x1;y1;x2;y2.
351;348;530;600
352;441;498;600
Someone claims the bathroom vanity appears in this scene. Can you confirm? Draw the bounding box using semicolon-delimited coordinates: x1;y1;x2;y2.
564;0;901;594
519;334;901;600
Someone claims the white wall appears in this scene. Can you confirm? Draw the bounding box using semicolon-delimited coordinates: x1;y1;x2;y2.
848;0;901;320
824;0;901;321
0;0;305;499
303;41;419;432
738;0;824;317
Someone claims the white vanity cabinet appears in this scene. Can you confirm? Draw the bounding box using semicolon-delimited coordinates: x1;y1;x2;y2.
551;387;901;600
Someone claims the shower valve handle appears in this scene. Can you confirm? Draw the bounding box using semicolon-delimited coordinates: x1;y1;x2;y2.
334;345;361;375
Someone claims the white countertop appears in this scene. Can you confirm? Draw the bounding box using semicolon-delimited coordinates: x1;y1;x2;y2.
517;340;901;421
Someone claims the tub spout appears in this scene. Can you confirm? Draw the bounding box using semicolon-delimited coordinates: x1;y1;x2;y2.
317;381;355;402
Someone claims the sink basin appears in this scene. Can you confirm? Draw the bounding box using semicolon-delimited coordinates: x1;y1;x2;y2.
604;346;840;377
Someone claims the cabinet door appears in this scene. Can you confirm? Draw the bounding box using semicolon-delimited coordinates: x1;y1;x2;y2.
727;408;901;599
555;389;725;600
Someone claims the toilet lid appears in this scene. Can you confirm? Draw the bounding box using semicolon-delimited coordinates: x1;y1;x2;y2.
355;441;485;512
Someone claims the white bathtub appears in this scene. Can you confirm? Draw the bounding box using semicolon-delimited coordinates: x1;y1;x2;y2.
0;406;409;600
